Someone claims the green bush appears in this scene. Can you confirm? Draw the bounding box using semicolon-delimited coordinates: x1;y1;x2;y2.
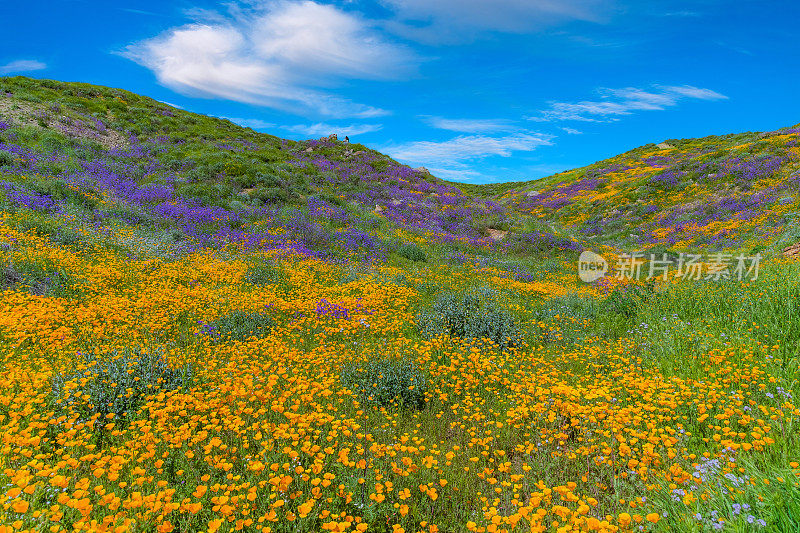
417;290;523;349
40;132;67;152
530;295;598;345
202;309;275;342
369;159;390;172
532;294;598;321
601;284;655;318
186;164;216;182
244;261;284;286
252;186;289;205
51;349;193;431
28;179;100;209
397;242;427;262
49;227;86;248
340;357;427;409
0;150;13;167
2;260;79;298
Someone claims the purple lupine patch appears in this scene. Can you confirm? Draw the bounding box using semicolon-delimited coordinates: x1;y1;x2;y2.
648;169;685;189
0;181;58;211
315;299;351;320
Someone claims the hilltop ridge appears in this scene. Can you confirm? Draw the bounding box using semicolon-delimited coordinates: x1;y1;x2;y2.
1;75;798;261
0;76;584;265
494;125;800;253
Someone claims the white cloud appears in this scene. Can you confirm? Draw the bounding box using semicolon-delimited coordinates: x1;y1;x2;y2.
122;1;414;118
424;167;483;181
158;100;183;109
252;2;410;82
660;85;728;100
560;127;583;134
384;132;554;179
662;11;701;17
530;84;727;122
423;116;515;133
121;8;160;16
285;122;383;137
223;117;276;129
382;0;610;42
0;59;47;74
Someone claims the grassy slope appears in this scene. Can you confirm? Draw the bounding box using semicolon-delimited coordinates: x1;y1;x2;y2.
0;77;798;533
488;128;800;253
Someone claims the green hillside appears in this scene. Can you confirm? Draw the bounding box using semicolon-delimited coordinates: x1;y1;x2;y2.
0;77;798;533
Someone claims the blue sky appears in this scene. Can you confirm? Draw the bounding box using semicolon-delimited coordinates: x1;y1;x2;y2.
1;1;797;183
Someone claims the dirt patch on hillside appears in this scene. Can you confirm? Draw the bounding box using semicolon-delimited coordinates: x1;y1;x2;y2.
783;242;800;260
487;228;508;241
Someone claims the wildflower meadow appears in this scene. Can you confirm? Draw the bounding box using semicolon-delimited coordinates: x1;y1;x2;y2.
0;77;798;532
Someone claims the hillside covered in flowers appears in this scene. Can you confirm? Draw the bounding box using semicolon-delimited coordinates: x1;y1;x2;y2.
0;77;798;533
491;128;800;253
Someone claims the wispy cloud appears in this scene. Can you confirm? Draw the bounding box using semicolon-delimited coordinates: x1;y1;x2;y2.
382;0;611;43
530;84;727;122
560;126;583;134
424;167;483;181
662;10;701;17
122;1;416;118
422;116;515;133
121;8;162;16
223;117;275;130
713;41;754;56
384;132;554;180
0;59;47;75
285;122;383;137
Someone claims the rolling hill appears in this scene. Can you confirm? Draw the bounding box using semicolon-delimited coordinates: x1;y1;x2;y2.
0;77;798;533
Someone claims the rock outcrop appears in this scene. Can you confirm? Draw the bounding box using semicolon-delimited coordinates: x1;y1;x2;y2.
783;242;800;259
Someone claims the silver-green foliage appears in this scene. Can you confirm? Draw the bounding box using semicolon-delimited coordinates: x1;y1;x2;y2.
51;349;193;429
417;290;522;349
201;309;275;342
244;261;284;286
397;242;427;262
340;358;427;409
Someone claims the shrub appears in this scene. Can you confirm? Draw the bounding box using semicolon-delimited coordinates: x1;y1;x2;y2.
505;232;581;256
2;262;24;290
2;260;78;298
49;227;85;248
186;164;215;182
40;132;67;152
252;186;289;205
530;295;598;344
532;294;598;321
0;150;13;167
244;261;284;286
201;309;275;342
28;179;100;209
397;242;427;262
369;159;390;172
601;283;655;318
417;291;523;349
237;171;284;190
51;349;193;431
340;357;427;409
292;220;333;250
